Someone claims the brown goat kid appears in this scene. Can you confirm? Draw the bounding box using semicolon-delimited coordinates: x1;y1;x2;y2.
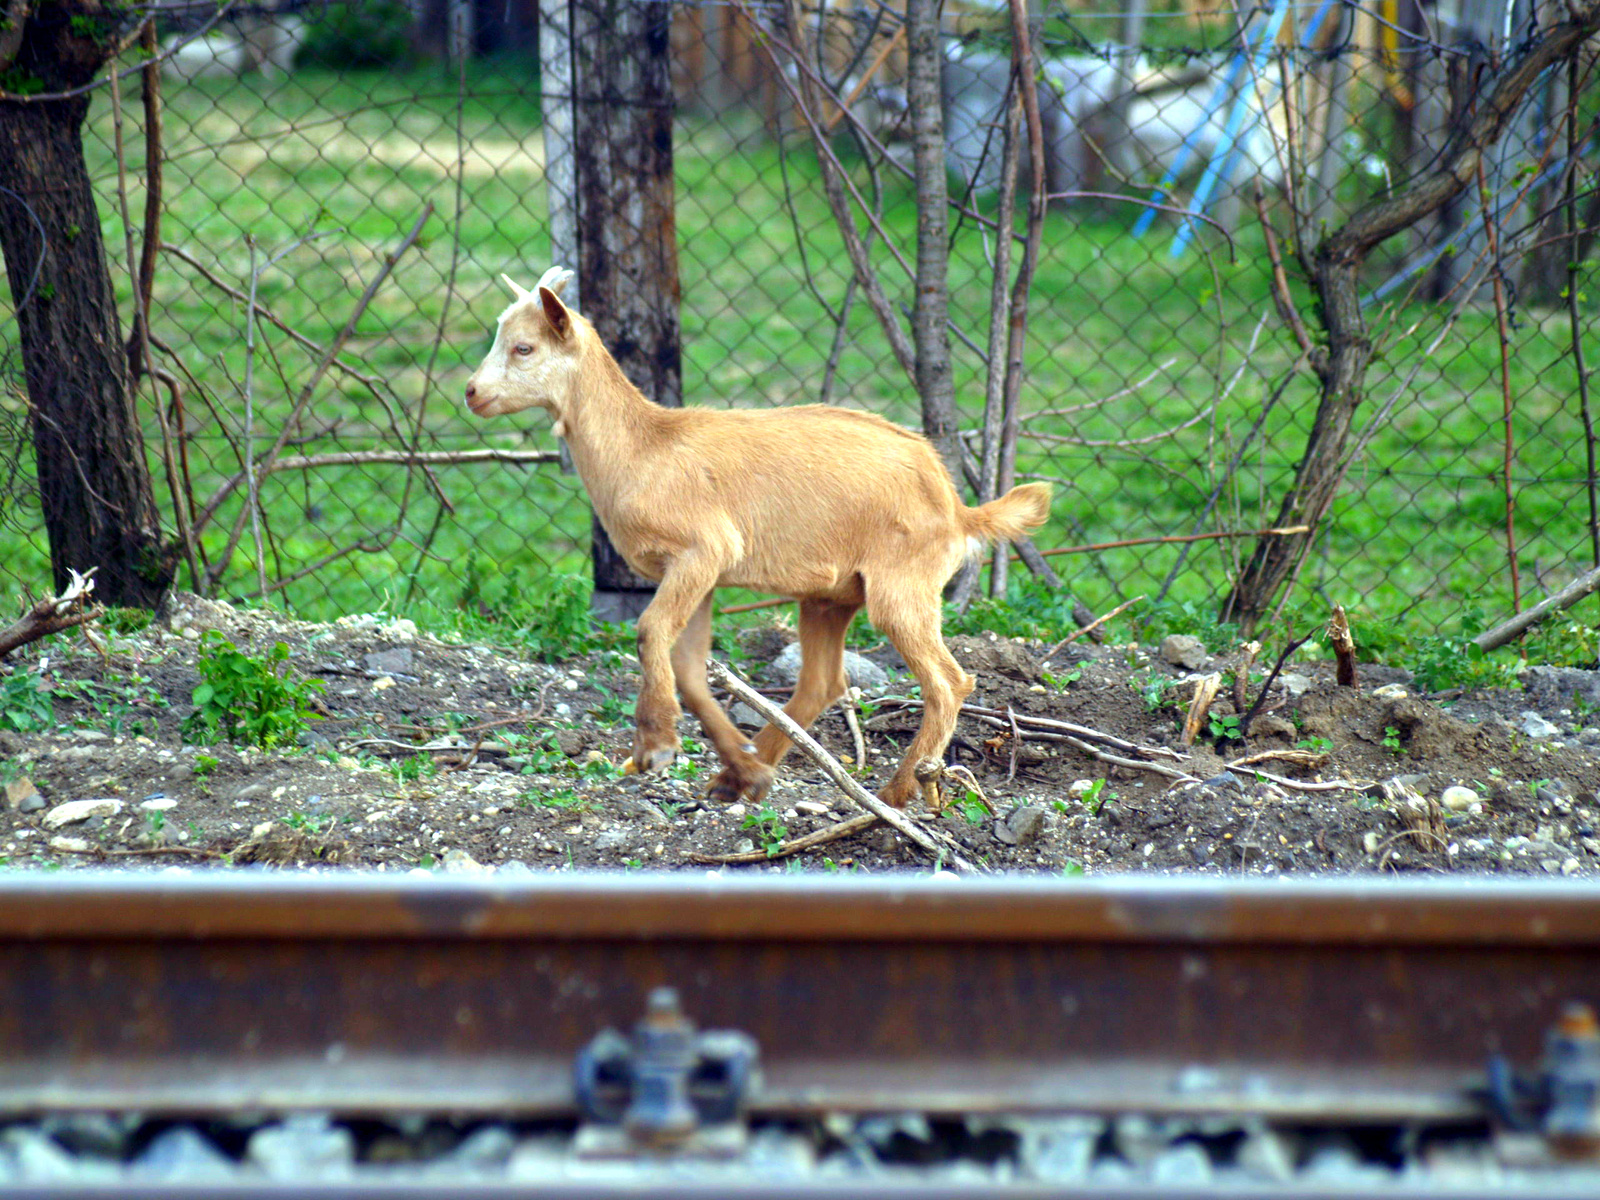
465;267;1051;809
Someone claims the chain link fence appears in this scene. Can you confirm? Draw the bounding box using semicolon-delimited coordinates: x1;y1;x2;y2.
0;0;1595;638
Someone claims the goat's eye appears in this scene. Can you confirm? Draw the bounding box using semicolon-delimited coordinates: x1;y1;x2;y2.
513;343;533;356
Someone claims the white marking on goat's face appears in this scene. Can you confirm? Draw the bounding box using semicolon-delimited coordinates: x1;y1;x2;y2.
463;297;576;421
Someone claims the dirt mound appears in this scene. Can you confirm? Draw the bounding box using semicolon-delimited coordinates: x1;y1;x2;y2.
0;596;1597;878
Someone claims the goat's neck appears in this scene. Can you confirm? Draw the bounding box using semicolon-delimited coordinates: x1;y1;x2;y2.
558;347;662;508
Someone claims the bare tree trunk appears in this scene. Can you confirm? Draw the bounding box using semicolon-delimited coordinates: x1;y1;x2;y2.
548;0;684;622
0;2;174;608
905;0;961;487
1222;0;1600;630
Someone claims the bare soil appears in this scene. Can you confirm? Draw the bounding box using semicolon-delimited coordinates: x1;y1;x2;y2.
3;593;1598;878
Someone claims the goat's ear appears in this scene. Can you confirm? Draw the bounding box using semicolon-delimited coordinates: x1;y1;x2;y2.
500;273;532;301
539;286;572;340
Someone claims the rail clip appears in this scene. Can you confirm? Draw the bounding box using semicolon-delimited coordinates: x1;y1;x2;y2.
1487;1001;1600;1160
573;986;760;1155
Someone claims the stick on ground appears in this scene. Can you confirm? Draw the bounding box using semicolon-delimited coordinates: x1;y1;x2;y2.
705;658;982;873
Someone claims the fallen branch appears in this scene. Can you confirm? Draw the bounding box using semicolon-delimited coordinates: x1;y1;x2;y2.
705;658;982;872
0;569;99;660
871;698;1189;762
1472;562;1600;652
1040;594;1144;666
1228;748;1330;771
693;813;879;864
1039;525;1309;558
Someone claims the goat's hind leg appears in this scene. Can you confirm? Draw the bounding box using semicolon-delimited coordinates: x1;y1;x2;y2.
671;593;773;802
628;557;721;774
866;583;972;808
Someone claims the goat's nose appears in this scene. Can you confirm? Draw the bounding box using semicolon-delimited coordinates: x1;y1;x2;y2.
464;382;476;400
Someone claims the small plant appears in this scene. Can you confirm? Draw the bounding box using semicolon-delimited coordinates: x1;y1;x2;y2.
389;753;437;784
183;632;323;749
525;787;596;812
1059;860;1085;877
588;683;636;727
1296;736;1333;753
623;858;644;870
0;671;52;733
742;803;788;857
283;810;329;833
580;755;624;782
1382;725;1405;755
1208;712;1243;743
145;810;166;837
1081;778;1107;816
192;753;220;782
1132;672;1173;712
952;795;988;825
1041;666;1082;691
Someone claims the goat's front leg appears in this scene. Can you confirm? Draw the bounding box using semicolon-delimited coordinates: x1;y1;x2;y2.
626;557;721;775
671;593;773;803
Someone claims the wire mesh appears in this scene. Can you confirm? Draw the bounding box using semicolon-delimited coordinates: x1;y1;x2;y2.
0;0;1593;638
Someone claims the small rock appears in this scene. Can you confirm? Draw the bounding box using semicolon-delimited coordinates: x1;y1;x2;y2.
767;643;889;689
133;1126;235;1179
4;778;43;812
997;805;1047;848
440;848;489;874
441;1125;515;1168
139;796;179;813
1236;1121;1295;1182
795;800;830;816
1151;1142;1213;1185
1536;779;1572;804
1521;711;1561;740
47;836;90;853
1362;830;1383;855
1580;727;1600;746
42;798;124;829
732;837;756;855
730;702;764;728
0;1126;78;1181
371;675;395;692
497;859;532;876
1277;672;1312;698
380;618;418;641
593;829;630;851
1203;771;1242;791
1068;779;1096;797
1440;785;1479;811
245;1114;355;1180
363;647;414;675
1563;857;1582;876
626;799;671;826
553;729;590;758
1158;635;1208;670
1372;683;1409;700
1017;1116;1101;1183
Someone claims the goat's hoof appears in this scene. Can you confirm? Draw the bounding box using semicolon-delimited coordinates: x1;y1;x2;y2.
628;746;676;775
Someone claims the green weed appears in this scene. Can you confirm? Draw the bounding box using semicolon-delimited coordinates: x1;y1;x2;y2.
0;672;52;733
742;803;788;857
182;632;324;749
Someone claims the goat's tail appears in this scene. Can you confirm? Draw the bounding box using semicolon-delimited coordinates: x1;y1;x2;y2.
963;481;1053;544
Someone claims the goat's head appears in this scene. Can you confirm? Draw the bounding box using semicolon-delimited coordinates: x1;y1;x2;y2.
464;266;581;421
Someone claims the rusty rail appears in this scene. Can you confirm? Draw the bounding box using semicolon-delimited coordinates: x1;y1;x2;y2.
1;874;1597;1123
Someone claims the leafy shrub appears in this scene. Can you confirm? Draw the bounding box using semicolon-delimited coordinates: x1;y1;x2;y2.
182;632;323;749
298;1;413;70
0;672;51;733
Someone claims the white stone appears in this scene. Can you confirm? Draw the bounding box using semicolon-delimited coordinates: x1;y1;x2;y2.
139;797;179;812
1372;683;1408;700
1440;785;1479;811
795;800;830;816
43;798;124;829
47;836;91;853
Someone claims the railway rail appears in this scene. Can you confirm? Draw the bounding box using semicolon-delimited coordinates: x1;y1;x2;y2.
2;873;1599;1194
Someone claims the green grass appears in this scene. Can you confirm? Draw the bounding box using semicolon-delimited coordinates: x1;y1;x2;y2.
0;57;1593;648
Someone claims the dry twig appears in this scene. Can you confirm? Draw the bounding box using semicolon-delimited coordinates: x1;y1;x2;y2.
0;569;100;660
706;658;981;872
